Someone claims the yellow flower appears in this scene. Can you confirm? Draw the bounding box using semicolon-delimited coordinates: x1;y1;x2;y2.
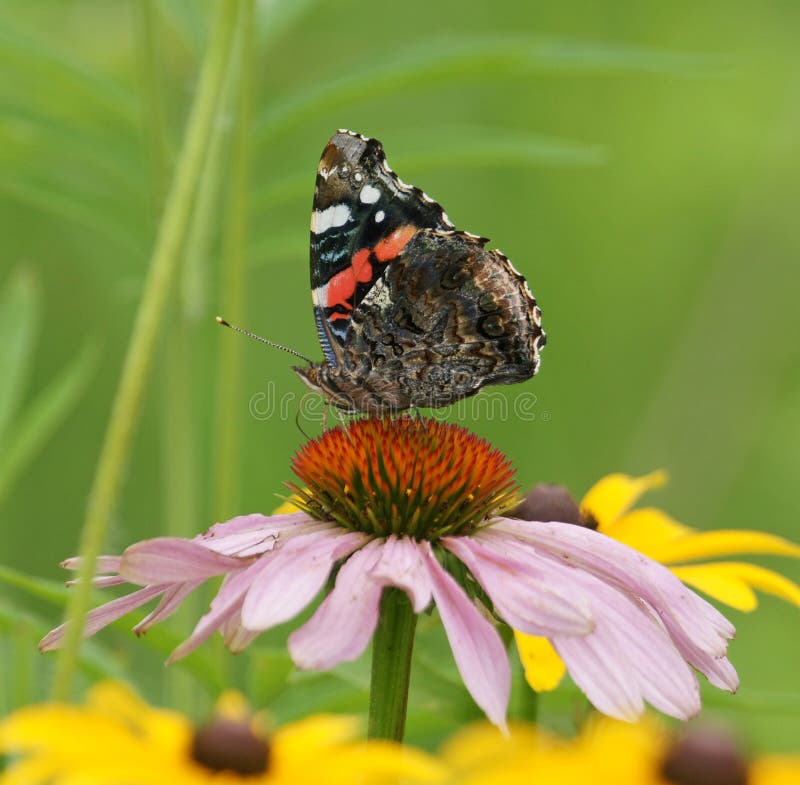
0;681;446;785
439;714;800;785
515;471;800;693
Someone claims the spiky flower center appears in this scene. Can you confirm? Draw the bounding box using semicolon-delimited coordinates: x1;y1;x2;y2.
289;417;518;538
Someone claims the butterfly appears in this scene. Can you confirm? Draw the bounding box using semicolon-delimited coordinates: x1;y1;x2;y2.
293;130;545;413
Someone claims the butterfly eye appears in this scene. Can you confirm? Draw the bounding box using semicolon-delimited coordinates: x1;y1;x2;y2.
478;314;505;338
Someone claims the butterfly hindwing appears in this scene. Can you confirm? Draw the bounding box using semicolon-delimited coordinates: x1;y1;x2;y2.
336;229;545;410
310;131;452;364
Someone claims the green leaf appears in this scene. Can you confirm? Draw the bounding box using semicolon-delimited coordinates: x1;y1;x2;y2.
246;646;295;707
0;20;138;126
0;342;98;506
257;0;322;51
1;173;147;261
0;564;69;605
255;34;732;141
0;601;128;689
269;670;369;722
0;268;39;441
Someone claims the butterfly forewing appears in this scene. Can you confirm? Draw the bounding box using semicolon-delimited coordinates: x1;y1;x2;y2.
310;131;452;364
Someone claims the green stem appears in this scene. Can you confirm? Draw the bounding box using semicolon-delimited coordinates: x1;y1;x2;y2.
137;0;204;714
368;588;418;741
50;0;241;701
212;0;255;521
134;0;170;208
517;682;540;723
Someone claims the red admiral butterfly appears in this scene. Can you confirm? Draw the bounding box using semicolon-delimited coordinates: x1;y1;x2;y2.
294;130;545;413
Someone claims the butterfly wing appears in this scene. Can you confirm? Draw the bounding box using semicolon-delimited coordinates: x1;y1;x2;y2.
310;130;452;365
340;229;545;409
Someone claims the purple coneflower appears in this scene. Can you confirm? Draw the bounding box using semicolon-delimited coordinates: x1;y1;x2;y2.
42;418;738;732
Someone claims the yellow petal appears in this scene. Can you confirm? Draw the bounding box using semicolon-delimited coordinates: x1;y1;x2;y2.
213;690;250;721
438;722;543;771
602;507;693;555
273;714;361;758
273;717;447;784
671;562;800;611
0;757;60;785
645;529;800;564
438;723;562;785
325;742;448;784
580;471;668;528
514;632;566;692
670;564;758;611
752;756;800;785
273;496;302;515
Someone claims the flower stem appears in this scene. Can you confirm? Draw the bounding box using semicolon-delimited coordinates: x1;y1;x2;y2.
368;588;418;741
50;0;241;701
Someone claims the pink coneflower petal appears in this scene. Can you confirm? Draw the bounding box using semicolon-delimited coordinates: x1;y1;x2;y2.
68;575;127;589
289;536;436;670
220;608;261;653
289;541;385;669
168;565;258;663
201;512;308;539
553;572;700;720
442;535;593;636
199;528;279;558
241;530;367;631
683;647;740;692
120;538;251;585
493;519;737;679
498;518;736;641
371;536;433;613
61;555;122;573
39;585;167;651
200;514;332;558
419;542;510;732
133;579;205;636
555;622;644;720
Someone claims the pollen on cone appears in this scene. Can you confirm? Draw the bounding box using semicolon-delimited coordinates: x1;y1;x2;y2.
290;417;518;538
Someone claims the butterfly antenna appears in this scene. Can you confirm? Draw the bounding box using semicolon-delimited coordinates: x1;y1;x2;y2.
294;404;311;440
216;316;313;364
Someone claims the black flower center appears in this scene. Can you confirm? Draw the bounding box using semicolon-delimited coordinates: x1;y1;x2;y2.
511;483;597;529
661;728;749;785
191;717;269;776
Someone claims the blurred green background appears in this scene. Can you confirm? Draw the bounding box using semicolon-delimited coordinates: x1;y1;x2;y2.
1;0;798;754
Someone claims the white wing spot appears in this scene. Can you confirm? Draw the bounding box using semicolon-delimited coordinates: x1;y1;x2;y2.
359;184;381;204
311;203;352;234
375;210;385;223
312;283;328;305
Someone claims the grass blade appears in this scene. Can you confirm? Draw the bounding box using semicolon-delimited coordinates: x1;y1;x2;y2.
0;268;39;441
0;342;98;507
